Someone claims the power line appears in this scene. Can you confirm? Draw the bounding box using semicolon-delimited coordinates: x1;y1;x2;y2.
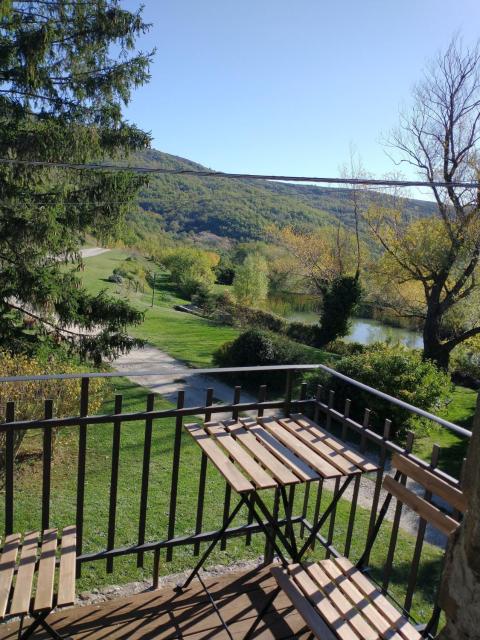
0;157;478;190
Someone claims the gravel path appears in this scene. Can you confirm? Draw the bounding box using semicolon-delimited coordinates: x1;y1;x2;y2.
112;345;264;420
80;247;111;258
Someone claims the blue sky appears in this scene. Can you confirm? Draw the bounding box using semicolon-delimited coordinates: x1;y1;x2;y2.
122;0;480;183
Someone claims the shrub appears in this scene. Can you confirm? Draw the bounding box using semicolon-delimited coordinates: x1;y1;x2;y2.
0;351;106;483
304;343;452;438
324;340;366;357
163;248;216;299
213;328;316;390
285;322;319;346
450;336;480;385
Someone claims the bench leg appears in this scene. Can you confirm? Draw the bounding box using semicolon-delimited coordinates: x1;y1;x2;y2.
19;611;67;640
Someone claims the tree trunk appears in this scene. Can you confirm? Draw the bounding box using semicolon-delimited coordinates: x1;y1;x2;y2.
437;393;480;639
423;310;451;369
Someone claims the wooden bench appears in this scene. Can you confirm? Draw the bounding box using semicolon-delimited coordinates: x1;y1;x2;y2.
0;526;76;639
245;453;465;640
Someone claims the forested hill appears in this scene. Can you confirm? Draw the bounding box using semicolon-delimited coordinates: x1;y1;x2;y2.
130;148;437;244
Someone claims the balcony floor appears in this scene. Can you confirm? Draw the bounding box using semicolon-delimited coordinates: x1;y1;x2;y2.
0;566;310;639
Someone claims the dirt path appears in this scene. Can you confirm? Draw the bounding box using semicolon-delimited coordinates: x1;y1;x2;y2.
112;345;261;420
80;247;111;258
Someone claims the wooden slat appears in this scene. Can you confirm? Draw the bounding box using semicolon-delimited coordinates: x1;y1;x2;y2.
10;531;39;616
291;414;378;472
223;421;299;486
241;419;319;482
279;417;360;475
0;534;21;619
392;454;466;513
259;418;341;479
333;558;421;640
205;423;277;490
57;526;77;607
320;559;404;640
271;566;338;640
304;563;379;640
383;476;459;537
33;528;58;612
185;424;254;493
288;565;360;640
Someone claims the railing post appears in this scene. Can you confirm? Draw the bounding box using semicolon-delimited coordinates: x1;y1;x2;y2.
107;394;123;573
76;377;89;577
4;401;15;536
194;388;213;556
166;390;184;562
138;393;155;568
284;371;293;417
41;399;53;531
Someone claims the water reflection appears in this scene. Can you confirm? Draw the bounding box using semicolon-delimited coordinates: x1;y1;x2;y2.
288;312;423;348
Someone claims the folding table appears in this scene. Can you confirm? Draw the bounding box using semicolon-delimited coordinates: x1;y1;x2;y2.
180;413;377;590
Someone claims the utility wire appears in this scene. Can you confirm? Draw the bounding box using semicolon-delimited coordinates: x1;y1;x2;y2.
0;157;478;189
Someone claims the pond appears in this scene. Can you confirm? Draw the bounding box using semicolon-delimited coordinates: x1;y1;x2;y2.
287;312;423;348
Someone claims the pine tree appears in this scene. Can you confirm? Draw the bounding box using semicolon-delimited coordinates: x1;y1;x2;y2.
0;1;154;362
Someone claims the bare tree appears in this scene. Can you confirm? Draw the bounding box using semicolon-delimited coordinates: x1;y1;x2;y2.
369;38;480;368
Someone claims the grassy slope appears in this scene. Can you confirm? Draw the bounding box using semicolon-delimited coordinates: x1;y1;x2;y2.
5;378;443;624
79;248;240;367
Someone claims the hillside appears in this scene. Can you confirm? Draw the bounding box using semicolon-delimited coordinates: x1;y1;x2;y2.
127;149;436;245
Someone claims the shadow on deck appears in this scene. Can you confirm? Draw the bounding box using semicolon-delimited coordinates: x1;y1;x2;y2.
0;567;309;639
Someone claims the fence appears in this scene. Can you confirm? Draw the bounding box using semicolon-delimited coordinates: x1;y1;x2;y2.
0;364;471;630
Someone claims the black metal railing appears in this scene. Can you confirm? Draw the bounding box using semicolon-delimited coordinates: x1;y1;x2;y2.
0;364;472;627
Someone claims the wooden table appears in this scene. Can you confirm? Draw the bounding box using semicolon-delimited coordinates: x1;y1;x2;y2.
180;413;377;590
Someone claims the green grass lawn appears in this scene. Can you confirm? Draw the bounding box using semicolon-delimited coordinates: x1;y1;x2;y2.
412;385;475;476
3;377;444;624
78;248;240;367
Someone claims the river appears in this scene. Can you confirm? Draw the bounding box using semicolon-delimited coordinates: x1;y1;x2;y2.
287;312;423;348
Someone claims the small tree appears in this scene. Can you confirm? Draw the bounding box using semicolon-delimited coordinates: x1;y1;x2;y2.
232;255;269;305
369;38;480;369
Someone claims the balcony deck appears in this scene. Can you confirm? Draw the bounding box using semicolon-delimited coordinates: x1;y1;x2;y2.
0;566;310;639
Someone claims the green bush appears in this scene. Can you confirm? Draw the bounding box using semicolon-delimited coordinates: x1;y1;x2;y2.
285;322;319;346
317;276;362;346
304;343;452;438
213;328;316;390
324;339;366;357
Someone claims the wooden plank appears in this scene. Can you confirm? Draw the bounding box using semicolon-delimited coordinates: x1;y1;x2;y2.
0;533;21;619
10;531;39;616
205;423;277;490
392;454;466;513
291;414;378;472
33;528;58;612
333;557;421;640
271;566;338;640
320;559;404;640
223;421;299;486
305;563;379;640
288;564;360;640
383;476;459;537
241;419;319;482
57;526;77;607
185;424;254;493
279;417;360;475
259;418;341;479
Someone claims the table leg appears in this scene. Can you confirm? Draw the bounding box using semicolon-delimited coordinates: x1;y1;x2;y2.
279;486;299;561
297;474;355;561
178;495;248;590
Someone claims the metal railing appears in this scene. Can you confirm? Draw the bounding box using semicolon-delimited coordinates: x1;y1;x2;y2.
0;364;471;628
